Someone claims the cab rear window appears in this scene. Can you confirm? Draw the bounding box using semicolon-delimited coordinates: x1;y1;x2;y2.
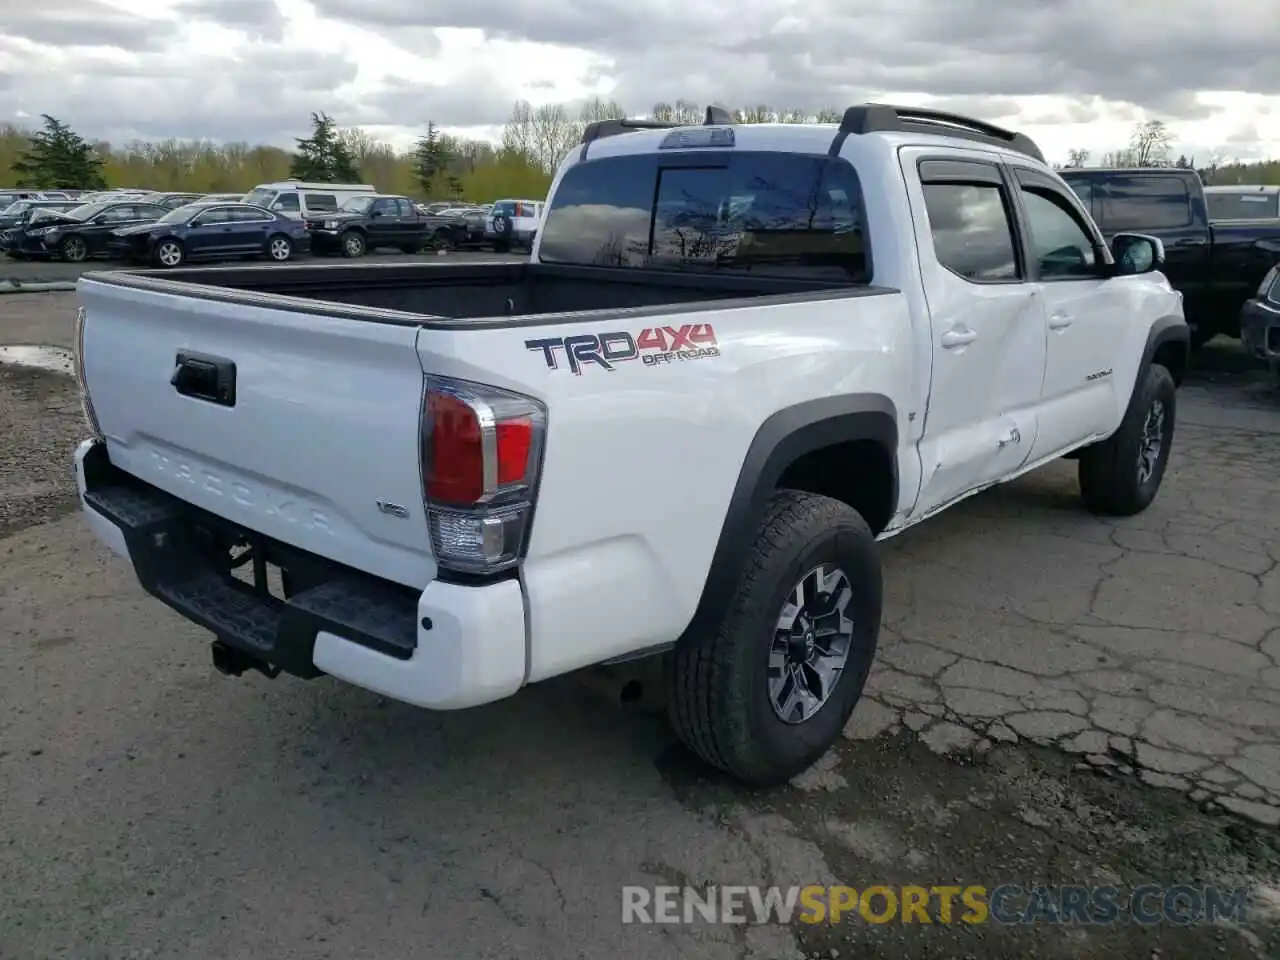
538;151;870;282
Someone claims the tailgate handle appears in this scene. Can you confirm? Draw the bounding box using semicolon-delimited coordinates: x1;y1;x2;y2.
171;352;236;407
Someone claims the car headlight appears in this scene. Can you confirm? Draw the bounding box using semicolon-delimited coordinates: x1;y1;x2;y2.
322;220;338;230
27;226;58;237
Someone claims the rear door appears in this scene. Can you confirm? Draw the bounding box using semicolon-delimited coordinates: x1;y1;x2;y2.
77;279;435;587
226;205;274;253
903;150;1046;515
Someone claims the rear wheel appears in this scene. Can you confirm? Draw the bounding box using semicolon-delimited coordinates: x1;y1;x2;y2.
340;230;366;258
1078;363;1176;516
267;234;293;262
666;490;882;784
59;234;89;263
153;239;185;268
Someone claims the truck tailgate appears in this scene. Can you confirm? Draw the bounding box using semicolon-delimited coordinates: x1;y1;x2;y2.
77;278;435;589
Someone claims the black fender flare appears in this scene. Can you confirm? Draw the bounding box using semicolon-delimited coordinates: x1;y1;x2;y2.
676;393;898;645
1141;314;1190;387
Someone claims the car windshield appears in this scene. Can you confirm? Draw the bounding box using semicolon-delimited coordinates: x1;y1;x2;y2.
1;201;32;215
340;196;374;214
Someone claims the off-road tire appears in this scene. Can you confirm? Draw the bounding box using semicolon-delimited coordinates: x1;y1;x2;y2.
666;490;882;785
1078;363;1176;516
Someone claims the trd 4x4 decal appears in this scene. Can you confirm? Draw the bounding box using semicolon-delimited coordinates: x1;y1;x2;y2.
525;323;720;375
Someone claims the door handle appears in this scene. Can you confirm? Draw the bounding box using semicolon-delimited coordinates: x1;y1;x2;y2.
1048;312;1074;330
998;426;1022;449
940;327;978;348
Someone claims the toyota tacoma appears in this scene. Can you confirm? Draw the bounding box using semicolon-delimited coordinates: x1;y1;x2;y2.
70;105;1188;784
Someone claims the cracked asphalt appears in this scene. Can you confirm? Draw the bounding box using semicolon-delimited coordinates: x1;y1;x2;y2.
2;293;1279;959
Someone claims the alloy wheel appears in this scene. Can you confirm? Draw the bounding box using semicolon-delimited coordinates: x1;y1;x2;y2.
767;564;855;724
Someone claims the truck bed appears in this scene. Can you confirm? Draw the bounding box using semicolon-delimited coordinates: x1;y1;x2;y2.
81;260;886;327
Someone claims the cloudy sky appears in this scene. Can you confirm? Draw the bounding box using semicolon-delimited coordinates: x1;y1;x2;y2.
0;0;1277;166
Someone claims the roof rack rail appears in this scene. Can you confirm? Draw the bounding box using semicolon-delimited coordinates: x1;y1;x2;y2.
579;104;736;159
833;103;1045;163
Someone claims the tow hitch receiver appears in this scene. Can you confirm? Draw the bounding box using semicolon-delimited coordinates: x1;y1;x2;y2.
211;640;281;679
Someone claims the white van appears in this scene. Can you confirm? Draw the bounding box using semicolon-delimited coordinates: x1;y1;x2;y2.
242;181;378;220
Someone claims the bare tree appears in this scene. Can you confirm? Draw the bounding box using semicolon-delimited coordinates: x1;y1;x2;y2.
671;99;702;124
1064;148;1090;168
815;108;843;123
530;103;581;172
501;100;536;164
778;109;811;124
1130;120;1172;167
579;96;628;124
735;104;775;123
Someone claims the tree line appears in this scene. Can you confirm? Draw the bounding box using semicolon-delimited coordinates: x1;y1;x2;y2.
2;104;1275;204
1060;119;1280;184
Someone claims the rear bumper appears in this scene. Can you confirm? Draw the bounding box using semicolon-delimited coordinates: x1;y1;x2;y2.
74;439;527;710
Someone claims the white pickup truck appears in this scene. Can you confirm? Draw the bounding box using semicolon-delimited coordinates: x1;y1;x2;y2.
71;105;1189;785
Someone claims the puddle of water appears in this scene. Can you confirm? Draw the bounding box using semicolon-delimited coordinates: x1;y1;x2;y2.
0;345;74;376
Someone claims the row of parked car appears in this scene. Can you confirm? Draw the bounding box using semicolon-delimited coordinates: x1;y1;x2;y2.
0;182;546;268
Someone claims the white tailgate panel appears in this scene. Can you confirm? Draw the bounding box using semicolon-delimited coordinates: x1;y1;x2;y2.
79;281;436;589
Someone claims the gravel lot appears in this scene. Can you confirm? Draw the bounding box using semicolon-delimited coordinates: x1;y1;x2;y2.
2;293;1279;959
0;248;522;284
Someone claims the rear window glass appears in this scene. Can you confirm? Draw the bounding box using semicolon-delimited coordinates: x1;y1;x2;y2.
1207;192;1280;221
492;201;515;215
1099;176;1192;231
538;151;870;281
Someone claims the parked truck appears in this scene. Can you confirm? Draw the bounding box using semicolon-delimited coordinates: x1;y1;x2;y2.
70;105;1187;784
1060;167;1280;348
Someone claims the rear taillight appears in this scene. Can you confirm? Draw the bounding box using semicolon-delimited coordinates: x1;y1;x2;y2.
420;375;546;575
73;305;104;441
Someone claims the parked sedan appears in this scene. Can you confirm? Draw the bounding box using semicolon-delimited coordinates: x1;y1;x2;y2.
5;199;168;261
0;199;81;246
108;201;309;267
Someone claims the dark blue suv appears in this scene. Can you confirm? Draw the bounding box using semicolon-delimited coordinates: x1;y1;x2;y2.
108;201;310;267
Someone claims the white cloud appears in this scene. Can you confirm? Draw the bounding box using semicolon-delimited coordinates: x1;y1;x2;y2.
0;0;1276;165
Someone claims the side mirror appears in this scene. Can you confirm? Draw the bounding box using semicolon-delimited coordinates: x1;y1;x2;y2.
1110;233;1165;276
370;209;384;218
94;215;108;224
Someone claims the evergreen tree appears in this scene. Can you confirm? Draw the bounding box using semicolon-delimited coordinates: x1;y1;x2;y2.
12;115;107;189
289;112;361;182
413;121;453;197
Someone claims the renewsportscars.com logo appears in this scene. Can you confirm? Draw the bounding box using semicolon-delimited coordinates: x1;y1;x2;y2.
526;323;720;375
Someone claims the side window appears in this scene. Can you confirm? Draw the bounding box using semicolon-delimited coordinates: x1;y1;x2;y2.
921;182;1019;282
229;207;268;222
194;208;230;226
371;199;394;216
305;193;337;212
100;205;137;223
1018;188;1099;279
394;198;414;217
1100;177;1192;231
272;193;300;213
